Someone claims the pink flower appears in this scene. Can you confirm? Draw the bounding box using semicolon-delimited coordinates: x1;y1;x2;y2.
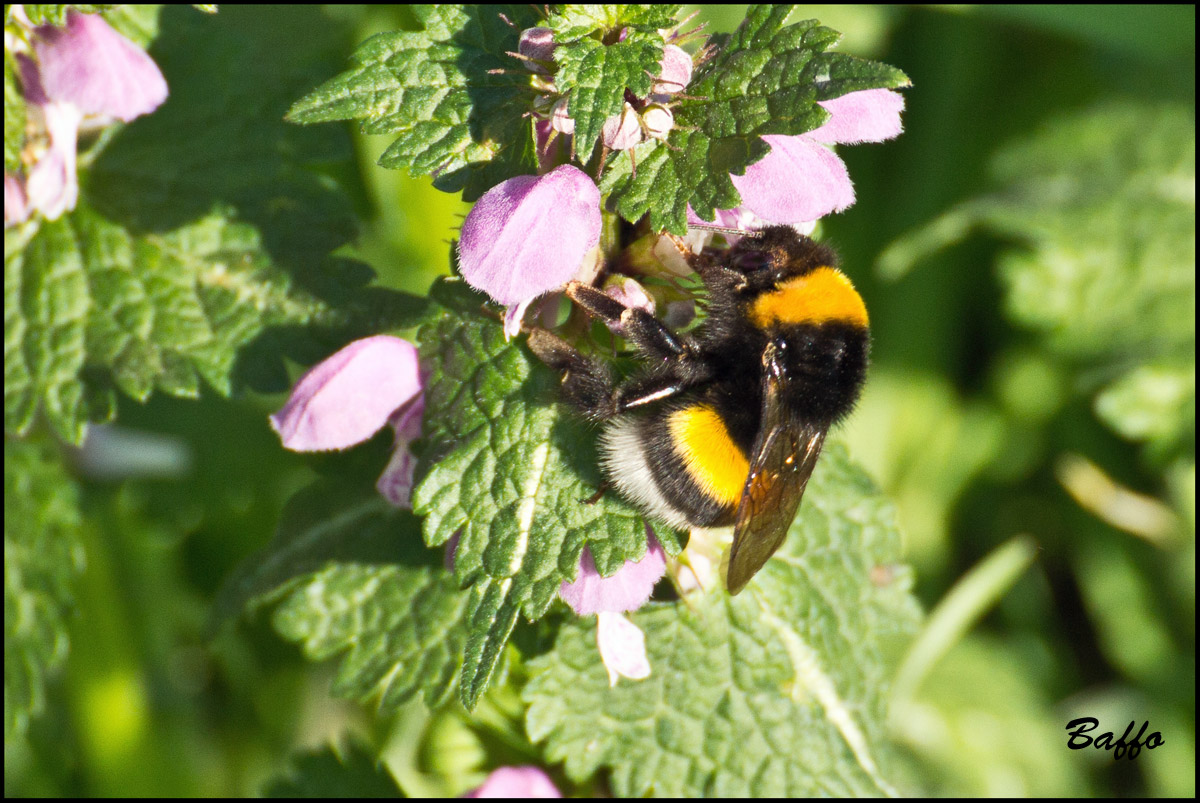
270;336;425;509
374;392;425;508
458;165;601;306
9;10;167;223
518;27;557;67
560;529;666;686
559;533;666;615
650;44;693;99
727;88;905;226
464;766;561;798
4;174;28;226
33;9;168;123
601;102;645;151
596;612;651;685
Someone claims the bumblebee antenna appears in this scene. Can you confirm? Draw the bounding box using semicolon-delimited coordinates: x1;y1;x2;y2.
684;222;765;237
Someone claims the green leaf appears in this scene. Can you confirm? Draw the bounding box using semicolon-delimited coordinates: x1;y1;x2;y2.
4;49;24;175
287;5;543;201
5;207;330;444
413;279;680;708
549;5;671;160
525;444;921;796
274;562;471;712
606;5;909;233
262;739;402;798
880;103;1195;362
7;7;423;444
545;6;680;41
216;478;471;712
1094;361;1195;455
4;439;84;741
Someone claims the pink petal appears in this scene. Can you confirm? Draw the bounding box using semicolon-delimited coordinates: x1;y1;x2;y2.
518;27;557;64
464;766;561;798
810;88;905;145
549;96;574;135
731;135;854;224
458;165;601;305
34;10;167;122
5;174;29;226
652;44;693;97
270;336;421;452
597;611;651;685
601;103;644;151
641;104;674;141
559;530;666;615
502;297;535;340
375;392;425;508
603;276;655;315
25;101;82;220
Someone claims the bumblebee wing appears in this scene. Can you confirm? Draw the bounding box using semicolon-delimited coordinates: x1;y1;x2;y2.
726;346;828;595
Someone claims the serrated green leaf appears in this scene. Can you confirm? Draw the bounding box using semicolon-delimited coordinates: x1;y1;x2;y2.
412;279;679;707
525;444;921;797
5;207;330;443
4;439;84;741
287;4;542;201
19;5;112;27
262;739;402;798
546;5;680;42
606;5;909;232
217;478;471;712
7;7;424;443
275;562;471;711
5;220;90;442
555;31;664;160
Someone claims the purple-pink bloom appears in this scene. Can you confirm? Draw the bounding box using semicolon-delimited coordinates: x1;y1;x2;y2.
651;44;693;99
596;611;651;685
518;27;557;65
601;103;644;151
270;336;421;452
23;98;83;220
559;531;666;616
458;165;601;306
464;766;561;798
32;10;168;122
374;392;425;508
729;88;905;226
5;174;29;227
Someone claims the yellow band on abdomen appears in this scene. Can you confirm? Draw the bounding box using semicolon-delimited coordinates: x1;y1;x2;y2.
668;405;750;507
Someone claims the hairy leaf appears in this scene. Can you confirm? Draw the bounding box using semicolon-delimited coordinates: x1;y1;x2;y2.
606;4;909;233
287;4;543;200
525;444;921;796
4;440;83;741
413;279;680;708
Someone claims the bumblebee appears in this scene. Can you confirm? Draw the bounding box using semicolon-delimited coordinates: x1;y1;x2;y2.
528;226;869;595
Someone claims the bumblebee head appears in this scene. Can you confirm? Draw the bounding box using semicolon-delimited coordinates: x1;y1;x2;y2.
724;226;869;331
726;225;837;289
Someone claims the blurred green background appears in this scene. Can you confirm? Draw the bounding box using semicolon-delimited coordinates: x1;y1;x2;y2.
5;4;1194;797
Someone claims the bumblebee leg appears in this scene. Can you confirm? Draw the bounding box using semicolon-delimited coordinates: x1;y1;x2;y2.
528;330;697;418
566;281;690;361
527;329;619;420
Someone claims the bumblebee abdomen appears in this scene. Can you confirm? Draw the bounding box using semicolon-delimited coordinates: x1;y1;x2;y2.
600;399;756;529
666;404;749;507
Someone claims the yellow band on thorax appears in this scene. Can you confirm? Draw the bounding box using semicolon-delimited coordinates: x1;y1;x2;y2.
750;267;869;329
668;405;750;506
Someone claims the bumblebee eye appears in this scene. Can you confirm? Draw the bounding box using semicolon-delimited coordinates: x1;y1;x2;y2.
731;249;771;273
